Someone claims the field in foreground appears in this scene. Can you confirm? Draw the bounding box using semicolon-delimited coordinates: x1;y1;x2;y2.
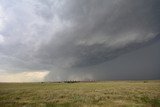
0;80;160;107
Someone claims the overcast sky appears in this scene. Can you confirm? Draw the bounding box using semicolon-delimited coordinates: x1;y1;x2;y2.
0;0;160;82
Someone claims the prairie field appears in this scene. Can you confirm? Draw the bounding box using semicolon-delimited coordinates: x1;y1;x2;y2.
0;80;160;107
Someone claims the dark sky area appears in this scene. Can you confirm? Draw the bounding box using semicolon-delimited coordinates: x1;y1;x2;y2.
0;0;160;82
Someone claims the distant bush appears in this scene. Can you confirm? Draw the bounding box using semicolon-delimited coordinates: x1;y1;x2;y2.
143;80;148;83
64;81;80;83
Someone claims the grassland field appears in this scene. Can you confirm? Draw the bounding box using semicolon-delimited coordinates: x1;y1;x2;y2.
0;80;160;107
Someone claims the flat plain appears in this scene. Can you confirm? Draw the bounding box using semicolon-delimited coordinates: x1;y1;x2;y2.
0;80;160;107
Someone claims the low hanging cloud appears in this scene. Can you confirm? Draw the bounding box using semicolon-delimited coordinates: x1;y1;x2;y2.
0;0;160;81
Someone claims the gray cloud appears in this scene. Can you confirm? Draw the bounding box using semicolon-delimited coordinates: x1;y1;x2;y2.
0;0;160;81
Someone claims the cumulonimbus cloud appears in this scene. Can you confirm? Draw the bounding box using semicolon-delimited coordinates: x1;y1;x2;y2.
0;0;160;81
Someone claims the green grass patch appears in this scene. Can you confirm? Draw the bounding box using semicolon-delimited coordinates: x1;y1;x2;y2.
0;80;159;107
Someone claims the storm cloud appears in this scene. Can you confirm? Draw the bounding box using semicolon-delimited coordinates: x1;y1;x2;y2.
0;0;160;81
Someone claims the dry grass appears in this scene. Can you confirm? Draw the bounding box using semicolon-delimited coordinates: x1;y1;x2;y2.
0;80;160;107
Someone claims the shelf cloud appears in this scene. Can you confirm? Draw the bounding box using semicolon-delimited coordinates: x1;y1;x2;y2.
0;0;160;81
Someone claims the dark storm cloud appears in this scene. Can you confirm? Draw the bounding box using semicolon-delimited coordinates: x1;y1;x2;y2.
0;0;160;81
36;0;160;67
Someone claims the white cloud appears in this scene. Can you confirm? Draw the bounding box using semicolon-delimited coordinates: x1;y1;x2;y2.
0;71;49;82
0;34;4;44
0;6;6;31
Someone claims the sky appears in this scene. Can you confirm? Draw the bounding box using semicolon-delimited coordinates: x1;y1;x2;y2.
0;0;160;82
